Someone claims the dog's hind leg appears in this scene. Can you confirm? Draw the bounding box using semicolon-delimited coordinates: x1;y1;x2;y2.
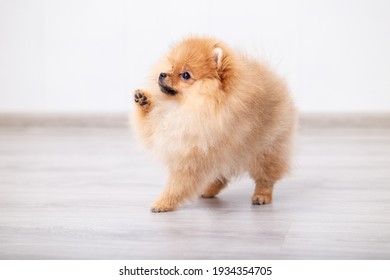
248;140;291;205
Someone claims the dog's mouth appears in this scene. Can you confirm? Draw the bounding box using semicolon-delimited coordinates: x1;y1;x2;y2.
159;82;177;96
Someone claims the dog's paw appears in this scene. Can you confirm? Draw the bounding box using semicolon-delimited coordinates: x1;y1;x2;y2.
134;90;150;108
251;194;272;205
151;204;175;213
151;200;176;213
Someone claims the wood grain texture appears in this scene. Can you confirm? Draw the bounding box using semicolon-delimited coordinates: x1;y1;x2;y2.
0;114;389;259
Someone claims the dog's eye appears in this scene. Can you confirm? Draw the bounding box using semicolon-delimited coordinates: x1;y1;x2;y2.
181;72;191;80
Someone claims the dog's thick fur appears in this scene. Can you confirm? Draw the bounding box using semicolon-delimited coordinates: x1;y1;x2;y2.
132;36;297;212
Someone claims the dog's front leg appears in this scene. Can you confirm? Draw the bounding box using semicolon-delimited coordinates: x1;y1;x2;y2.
151;169;204;212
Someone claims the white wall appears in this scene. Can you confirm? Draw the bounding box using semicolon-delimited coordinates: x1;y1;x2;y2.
0;0;389;113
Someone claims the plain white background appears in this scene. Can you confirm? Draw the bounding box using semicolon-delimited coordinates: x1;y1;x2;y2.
0;0;389;113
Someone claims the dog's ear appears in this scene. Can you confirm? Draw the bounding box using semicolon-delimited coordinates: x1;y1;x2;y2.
213;47;223;70
212;46;234;91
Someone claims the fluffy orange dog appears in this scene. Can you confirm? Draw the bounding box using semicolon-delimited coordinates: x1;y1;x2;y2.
132;36;297;212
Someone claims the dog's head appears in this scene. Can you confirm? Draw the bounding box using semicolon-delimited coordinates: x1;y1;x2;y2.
156;37;235;98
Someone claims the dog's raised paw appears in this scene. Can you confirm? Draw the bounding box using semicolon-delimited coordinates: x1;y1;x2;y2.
134;90;149;107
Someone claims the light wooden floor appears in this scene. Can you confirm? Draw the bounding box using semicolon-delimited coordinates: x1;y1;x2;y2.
0;114;389;259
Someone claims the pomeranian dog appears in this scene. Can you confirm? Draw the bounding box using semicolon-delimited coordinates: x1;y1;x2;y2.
132;36;297;212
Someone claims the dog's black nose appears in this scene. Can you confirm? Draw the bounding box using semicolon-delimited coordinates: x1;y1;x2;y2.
159;72;167;80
